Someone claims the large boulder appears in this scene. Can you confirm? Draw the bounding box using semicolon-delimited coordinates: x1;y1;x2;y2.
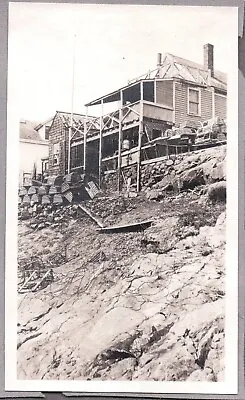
179;167;205;190
207;181;226;203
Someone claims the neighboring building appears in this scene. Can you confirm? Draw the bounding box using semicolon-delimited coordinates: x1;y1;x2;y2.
48;111;99;176
48;44;227;191
19;119;50;185
35;116;54;141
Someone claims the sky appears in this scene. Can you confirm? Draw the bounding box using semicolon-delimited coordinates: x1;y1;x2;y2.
8;3;238;121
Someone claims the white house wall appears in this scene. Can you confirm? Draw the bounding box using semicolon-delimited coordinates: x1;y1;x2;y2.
19;140;49;183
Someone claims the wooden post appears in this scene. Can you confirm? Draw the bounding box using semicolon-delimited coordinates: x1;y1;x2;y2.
68;35;76;174
99;100;104;188
68;126;72;174
136;81;144;192
83;106;88;176
154;79;157;103
118;90;123;192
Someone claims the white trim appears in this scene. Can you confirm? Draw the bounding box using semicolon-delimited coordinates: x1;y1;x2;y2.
212;87;215;119
187;86;201;117
154;79;157;103
173;80;176;123
19;138;49;145
143;100;173;111
215;91;227;98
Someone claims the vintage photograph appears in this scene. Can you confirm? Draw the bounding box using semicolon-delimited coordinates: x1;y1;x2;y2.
5;2;238;393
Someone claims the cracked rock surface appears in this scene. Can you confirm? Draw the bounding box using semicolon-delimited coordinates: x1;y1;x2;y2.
17;147;226;382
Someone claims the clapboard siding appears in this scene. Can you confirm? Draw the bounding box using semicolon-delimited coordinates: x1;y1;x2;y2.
174;81;215;125
215;93;227;119
201;88;213;120
156;80;173;108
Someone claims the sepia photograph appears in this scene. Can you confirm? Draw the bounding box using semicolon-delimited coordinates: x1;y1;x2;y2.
5;2;238;394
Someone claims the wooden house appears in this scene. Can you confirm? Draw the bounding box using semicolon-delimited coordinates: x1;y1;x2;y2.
48;43;227;190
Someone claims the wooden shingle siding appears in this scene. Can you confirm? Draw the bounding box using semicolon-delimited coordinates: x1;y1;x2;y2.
156;80;173;108
48;114;67;176
215;93;227;119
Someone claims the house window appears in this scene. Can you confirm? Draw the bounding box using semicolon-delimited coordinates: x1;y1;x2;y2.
188;88;200;116
45;126;50;140
53;143;60;166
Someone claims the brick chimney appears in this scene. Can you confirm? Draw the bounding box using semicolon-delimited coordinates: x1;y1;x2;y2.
157;53;162;67
204;43;214;77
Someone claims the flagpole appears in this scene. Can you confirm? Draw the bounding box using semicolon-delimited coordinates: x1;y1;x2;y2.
68;34;76;174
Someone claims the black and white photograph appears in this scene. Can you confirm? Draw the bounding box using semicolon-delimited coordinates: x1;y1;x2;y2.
5;2;238;394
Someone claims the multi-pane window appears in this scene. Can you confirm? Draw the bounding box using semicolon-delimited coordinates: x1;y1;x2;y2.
188;88;200;115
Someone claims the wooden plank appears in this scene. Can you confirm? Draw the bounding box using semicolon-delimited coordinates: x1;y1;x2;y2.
84;181;100;199
61;182;70;193
63;190;73;203
78;204;104;228
98;220;152;234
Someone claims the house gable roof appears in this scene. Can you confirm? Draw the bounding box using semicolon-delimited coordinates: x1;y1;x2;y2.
163;53;226;91
129;52;227;92
34;116;54;131
19;120;44;141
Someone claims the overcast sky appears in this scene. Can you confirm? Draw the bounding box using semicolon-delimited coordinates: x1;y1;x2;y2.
8;3;238;121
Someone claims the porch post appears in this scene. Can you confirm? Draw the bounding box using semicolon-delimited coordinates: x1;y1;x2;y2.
136;81;144;192
118;90;123;192
68;124;72;174
83;106;88;176
99;99;104;189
